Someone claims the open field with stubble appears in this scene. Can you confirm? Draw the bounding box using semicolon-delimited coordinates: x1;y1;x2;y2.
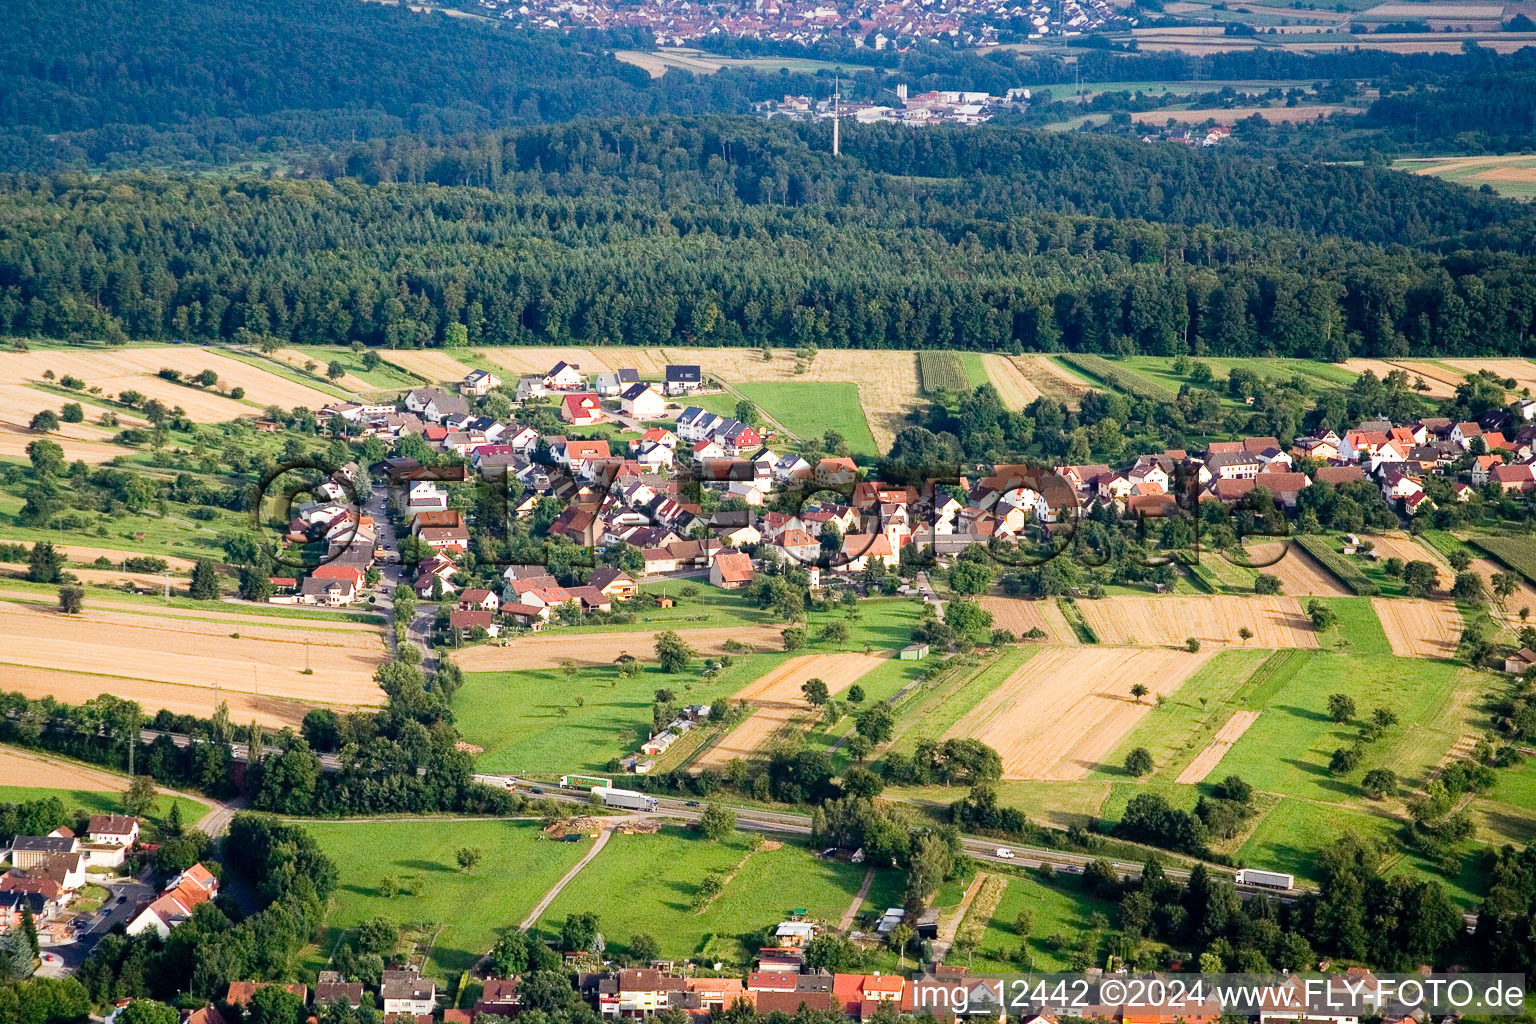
0;597;386;710
1074;594;1319;647
0;347;338;419
1370;597;1462;659
978;596;1080;644
693;651;887;768
1243;543;1352;597
944;646;1214;780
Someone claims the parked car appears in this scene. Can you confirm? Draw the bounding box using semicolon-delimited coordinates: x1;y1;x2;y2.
530;787;544;794
684;800;700;807
995;848;1016;859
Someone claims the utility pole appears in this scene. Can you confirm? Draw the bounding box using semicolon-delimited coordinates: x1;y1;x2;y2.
162;570;170;603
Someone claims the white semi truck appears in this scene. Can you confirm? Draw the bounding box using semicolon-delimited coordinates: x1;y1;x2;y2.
1236;868;1295;890
592;786;658;812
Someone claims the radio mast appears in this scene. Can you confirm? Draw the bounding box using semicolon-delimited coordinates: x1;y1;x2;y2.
832;71;841;157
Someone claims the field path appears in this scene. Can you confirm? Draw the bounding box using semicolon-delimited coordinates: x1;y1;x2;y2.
1175;710;1259;784
520;824;615;931
930;872;988;963
981;355;1040;409
838;867;876;934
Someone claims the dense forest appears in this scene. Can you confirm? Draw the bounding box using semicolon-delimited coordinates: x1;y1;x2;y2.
5;0;1536;173
2;119;1535;357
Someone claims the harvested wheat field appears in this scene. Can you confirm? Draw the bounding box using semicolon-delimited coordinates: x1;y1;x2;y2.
1364;532;1444;579
477;347;616;379
1392;361;1466;393
0;590;379;631
0;745;136;792
1371;598;1462;659
980;355;1041;409
266;349;375;394
1013;356;1089;409
1175;710;1260;784
0;601;386;704
1242;543;1351;597
1077;595;1318;648
0;349;330;419
0;425;126;464
946;646;1214;779
1342;359;1458;397
0;665;315;728
694;652;886;768
978;596;1079;644
377;349;478;383
0;543;199;573
590;347;670;378
1445;359;1536;394
452;624;788;672
1466;556;1536;624
1131;105;1359;125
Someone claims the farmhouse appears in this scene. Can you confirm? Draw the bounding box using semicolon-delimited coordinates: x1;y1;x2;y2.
710;550;756;590
126;863;219;938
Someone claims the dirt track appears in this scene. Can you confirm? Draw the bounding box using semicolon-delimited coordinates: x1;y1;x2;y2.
0;600;386;704
1075;595;1318;648
1175;710;1260;784
978;596;1079;644
452;625;789;671
1242;544;1351;597
693;652;886;768
1371;598;1462;659
0;665;316;728
946;646;1214;779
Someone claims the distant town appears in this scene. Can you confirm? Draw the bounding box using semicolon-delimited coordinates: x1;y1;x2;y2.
471;0;1132;47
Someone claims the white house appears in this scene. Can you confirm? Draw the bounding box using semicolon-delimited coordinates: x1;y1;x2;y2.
544;361;584;390
620;383;666;420
381;971;437;1016
460;369;502;396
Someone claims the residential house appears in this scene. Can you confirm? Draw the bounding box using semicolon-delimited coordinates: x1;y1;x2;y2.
225;983;309;1008
449;608;499;637
815;457;858;488
81;814;138;868
561;393;606;426
381;970;437;1016
838;532;895;572
403;388;469;423
620;383;667;420
474;977;523;1018
1313;465;1366;487
315;972;367;1010
545;361;585;390
1492;464;1536;492
664;365;702;395
460;369;503;397
419;525;471;551
710;550;755;590
586;568;638;600
1205;450;1260;481
1471;455;1504;486
9;835;76;870
458;588;499;612
126;863;219;938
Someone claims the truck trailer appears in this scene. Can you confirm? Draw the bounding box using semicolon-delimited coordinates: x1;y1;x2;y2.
592;786;658;812
1235;869;1295;890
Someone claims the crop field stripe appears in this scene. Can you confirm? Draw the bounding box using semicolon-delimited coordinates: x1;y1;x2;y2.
1059;353;1179;401
918;350;971;394
1230;648;1313;709
1468;534;1536;587
1294;535;1379;595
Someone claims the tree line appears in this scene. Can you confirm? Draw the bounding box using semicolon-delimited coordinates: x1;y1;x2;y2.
4;120;1536;359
